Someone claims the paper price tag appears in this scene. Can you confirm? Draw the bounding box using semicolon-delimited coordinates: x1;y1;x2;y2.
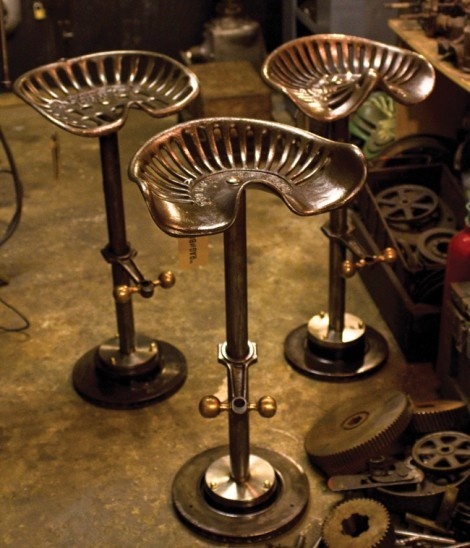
178;236;209;269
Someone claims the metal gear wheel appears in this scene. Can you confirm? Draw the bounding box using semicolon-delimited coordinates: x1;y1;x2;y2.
322;498;395;547
411;431;470;474
409;400;470;434
305;390;413;476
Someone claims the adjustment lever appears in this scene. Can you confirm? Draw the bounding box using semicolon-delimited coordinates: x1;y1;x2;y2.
114;270;175;303
321;221;396;277
327;457;424;491
102;245;175;301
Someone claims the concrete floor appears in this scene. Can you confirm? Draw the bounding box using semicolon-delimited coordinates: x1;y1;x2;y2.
0;92;440;547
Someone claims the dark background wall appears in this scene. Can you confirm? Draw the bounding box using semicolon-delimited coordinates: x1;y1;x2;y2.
3;0;393;84
3;0;283;82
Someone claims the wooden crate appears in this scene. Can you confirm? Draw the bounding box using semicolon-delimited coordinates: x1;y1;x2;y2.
185;60;272;120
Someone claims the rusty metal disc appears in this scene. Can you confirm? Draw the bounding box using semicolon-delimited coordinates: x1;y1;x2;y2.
305;390;412;476
410;400;470;434
322;498;395;547
416;228;456;265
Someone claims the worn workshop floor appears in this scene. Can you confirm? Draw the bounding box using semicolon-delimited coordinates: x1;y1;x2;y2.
0;92;440;547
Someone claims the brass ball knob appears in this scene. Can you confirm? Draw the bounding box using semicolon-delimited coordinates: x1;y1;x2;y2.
158;270;175;289
258;396;277;418
342;260;356;278
382;247;397;263
113;284;135;303
199;395;221;418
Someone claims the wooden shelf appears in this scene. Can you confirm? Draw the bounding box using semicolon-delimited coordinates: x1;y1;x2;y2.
389;18;470;93
388;18;469;139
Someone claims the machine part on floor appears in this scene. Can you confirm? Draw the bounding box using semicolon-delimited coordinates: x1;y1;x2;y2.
327;456;425;492
416;228;457;265
262;34;435;381
375;469;470;517
375;184;441;231
305;390;413;476
129;117;367;541
395;528;456;546
450;502;470;541
180;0;266;70
410;400;470;434
411;431;470;474
405;511;457;540
14;51;200;408
321;498;395;548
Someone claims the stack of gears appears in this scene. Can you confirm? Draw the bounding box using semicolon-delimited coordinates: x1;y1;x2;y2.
304;390;470;547
374;180;459;305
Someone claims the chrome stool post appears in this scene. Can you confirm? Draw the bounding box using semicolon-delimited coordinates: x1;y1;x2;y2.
262;34;435;379
129;117;367;542
14;51;199;408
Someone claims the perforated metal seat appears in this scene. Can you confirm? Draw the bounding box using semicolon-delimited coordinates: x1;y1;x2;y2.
129;116;367;542
129;116;366;234
14;50;199;136
262;34;435;122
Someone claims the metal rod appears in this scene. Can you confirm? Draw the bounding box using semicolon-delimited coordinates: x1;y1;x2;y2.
99;133;136;355
327;208;347;338
223;191;250;482
326;118;350;339
0;0;11;89
224;192;249;360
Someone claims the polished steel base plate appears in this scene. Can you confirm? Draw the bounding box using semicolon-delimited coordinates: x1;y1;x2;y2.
284;323;388;380
172;445;309;543
72;336;187;409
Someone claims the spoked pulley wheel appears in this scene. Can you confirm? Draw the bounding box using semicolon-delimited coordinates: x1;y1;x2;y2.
411;431;470;474
375;184;440;230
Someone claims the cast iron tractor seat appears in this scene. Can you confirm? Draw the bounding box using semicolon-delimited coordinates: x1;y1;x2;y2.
262;34;435;122
129;117;367;542
262;34;435;379
14;50;198;136
14;51;199;408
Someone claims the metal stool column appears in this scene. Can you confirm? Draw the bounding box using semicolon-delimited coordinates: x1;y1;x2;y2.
262;35;435;379
129;117;367;542
14;51;199;408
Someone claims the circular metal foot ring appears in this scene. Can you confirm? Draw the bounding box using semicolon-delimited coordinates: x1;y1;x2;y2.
172;445;309;543
72;338;187;409
284;324;388;380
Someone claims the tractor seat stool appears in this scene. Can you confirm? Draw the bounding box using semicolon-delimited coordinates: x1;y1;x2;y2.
262;34;435;380
14;51;199;408
129;117;367;543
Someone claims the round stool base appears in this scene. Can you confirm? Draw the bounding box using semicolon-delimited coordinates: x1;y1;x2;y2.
72;338;187;409
172;445;309;543
284;324;388;380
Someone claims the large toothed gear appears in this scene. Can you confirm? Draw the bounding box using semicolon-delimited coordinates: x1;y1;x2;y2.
409;400;470;434
305;390;412;476
322;498;395;548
